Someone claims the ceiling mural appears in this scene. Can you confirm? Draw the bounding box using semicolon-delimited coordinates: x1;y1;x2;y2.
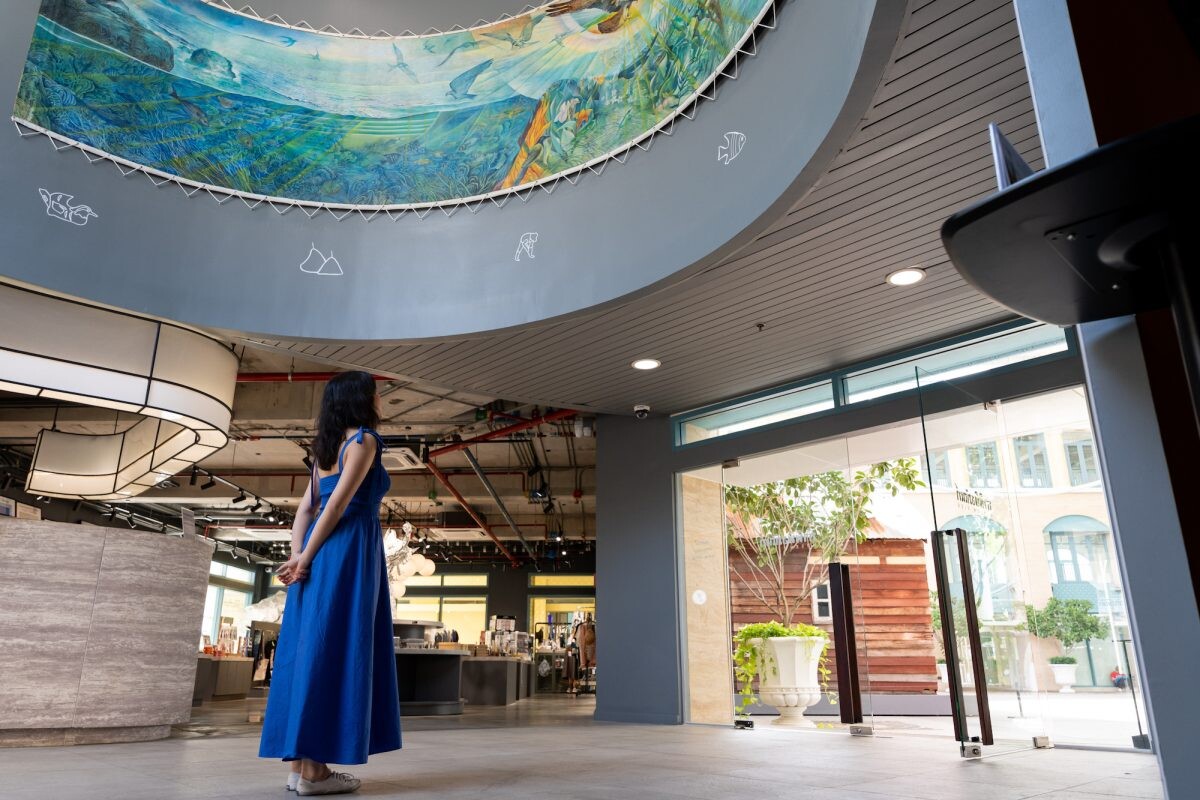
14;0;770;208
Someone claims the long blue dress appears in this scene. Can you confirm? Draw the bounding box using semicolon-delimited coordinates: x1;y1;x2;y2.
259;428;402;765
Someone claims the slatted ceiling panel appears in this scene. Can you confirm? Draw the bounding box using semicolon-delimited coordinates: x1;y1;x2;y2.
241;0;1040;414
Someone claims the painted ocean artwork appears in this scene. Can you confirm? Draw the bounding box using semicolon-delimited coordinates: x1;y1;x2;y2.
14;0;769;207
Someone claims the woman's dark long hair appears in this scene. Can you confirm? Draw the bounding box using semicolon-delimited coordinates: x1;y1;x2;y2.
312;371;380;470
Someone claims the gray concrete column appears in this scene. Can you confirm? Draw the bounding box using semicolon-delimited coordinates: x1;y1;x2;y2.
1015;3;1200;795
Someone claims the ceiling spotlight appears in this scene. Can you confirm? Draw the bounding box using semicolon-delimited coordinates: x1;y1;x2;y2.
631;358;661;370
530;482;549;501
233;492;247;505
251;499;264;513
201;477;216;491
266;513;277;523
542;500;555;515
886;267;927;286
189;467;198;486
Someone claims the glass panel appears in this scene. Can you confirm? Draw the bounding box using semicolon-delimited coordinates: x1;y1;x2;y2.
405;576;442;587
724;434;875;734
439;597;487;646
443;575;489;586
843;323;1068;403
918;368;1049;756
394;597;441;621
530;574;595;587
224;565;255;585
678;381;834;444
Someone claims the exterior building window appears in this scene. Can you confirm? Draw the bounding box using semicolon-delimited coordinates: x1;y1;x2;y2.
812;582;832;622
922;449;951;487
1013;434;1052;488
1064;434;1100;485
965;443;1002;488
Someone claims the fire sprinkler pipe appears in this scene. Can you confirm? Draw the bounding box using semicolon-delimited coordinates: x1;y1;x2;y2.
426;460;520;568
428;408;576;458
461;447;540;572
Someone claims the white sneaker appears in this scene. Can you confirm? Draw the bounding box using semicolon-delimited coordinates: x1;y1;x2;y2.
287;771;300;791
296;772;361;796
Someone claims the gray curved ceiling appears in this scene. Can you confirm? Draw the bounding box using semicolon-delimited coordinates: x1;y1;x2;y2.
0;0;890;340
246;0;1036;415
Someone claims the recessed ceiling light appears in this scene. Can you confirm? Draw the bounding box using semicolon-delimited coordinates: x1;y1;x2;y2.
887;267;926;286
631;358;661;370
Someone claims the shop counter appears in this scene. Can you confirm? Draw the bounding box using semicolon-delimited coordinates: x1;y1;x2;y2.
462;657;533;706
395;649;466;716
211;656;254;700
193;654;216;705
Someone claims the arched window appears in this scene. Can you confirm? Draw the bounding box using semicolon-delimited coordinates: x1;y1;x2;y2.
1043;515;1121;616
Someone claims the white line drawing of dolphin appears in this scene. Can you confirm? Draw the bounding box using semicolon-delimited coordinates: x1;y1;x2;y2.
514;231;538;261
39;188;98;226
300;244;344;276
718;131;746;164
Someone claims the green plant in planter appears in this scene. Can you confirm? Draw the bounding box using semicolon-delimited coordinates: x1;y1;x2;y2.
1021;597;1110;658
733;621;830;715
1049;655;1078;665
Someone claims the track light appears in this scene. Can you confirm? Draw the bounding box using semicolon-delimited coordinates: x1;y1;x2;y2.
201;477;216;491
233;492;247;505
266;512;277;523
251;499;264;513
189;467;198;486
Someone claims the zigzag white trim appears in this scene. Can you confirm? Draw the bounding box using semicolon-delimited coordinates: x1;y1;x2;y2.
15;0;786;221
200;0;543;39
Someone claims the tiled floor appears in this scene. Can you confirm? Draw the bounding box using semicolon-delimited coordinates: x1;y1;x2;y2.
3;696;1164;800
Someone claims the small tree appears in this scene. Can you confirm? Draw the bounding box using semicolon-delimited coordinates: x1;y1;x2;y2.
1022;597;1110;653
725;459;923;625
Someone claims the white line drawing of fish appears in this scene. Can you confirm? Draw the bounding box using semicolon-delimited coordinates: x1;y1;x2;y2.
300;244;343;276
514;231;538;261
718;131;746;164
39;188;97;226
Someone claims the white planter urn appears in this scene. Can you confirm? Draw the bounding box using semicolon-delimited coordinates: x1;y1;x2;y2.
754;636;825;725
1050;662;1077;693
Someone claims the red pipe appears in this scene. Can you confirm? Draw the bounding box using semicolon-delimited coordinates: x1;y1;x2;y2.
429;408;576;458
427;461;520;567
236;372;389;382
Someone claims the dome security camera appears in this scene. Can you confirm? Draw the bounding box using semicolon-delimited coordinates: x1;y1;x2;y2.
633;404;651;419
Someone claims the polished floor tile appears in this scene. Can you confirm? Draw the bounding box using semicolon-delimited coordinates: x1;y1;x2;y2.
0;696;1164;800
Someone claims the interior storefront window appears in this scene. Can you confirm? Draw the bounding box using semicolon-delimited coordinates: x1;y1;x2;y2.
965;442;1002;488
529;575;595;587
394;596;487;645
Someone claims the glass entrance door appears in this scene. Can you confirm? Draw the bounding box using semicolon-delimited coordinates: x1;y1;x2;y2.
918;369;1049;756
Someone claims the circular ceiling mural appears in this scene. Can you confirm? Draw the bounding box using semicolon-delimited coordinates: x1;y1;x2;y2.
14;0;771;208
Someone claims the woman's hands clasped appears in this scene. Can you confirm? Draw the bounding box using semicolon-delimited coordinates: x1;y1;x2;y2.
276;552;312;585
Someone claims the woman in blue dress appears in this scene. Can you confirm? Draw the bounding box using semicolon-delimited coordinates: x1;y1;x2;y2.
260;371;402;796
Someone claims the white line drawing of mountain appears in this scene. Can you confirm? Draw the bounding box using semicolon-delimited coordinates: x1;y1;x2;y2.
300;243;343;276
39;188;98;226
717;131;746;164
